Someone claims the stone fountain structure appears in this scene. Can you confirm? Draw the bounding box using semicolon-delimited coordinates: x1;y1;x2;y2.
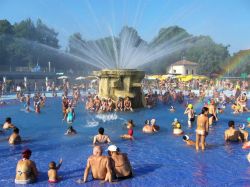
93;69;145;108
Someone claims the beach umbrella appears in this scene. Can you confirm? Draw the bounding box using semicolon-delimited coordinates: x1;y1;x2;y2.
57;76;68;80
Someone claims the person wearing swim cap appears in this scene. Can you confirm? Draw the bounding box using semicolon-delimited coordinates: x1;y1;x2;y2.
184;104;195;128
183;135;195;146
142;120;153;133
151;118;160;132
79;146;112;183
107;145;133;180
172;118;183;135
15;149;38;184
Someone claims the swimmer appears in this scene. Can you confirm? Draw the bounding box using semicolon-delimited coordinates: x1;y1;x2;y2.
184;104;195;128
48;158;63;183
239;124;248;142
172;118;183;135
224;121;242;142
2;117;15;130
93;127;111;144
142;120;153;133
169;106;176;112
9;127;21;145
183;135;195;146
121;120;134;140
65;126;77;135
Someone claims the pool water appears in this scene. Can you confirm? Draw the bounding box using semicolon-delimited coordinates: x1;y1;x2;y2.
0;97;250;187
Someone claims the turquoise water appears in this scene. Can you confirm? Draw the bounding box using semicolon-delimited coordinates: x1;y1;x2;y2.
0;97;250;186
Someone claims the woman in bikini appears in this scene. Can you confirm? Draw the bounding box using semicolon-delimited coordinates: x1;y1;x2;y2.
15;149;38;184
196;107;209;151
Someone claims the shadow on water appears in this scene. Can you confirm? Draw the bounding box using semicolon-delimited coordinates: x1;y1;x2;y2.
133;164;162;177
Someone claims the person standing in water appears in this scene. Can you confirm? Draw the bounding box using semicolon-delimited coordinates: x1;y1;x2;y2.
64;105;75;125
196;107;209;151
184;104;195;128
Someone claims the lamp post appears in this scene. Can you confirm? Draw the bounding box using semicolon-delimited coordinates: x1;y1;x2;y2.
48;61;51;73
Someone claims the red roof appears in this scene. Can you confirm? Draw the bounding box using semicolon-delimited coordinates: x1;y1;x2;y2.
172;60;198;66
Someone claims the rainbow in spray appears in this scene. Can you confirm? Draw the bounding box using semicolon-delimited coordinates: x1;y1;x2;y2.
218;49;250;78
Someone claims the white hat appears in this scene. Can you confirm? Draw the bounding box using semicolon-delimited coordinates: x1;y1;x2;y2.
240;124;245;130
174;118;178;122
107;145;118;152
151;119;156;125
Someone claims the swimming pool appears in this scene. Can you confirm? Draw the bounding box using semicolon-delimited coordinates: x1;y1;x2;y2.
0;96;250;186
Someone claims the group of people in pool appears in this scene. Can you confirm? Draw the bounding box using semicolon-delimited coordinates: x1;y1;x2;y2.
12;125;134;184
85;94;133;113
1;78;250;184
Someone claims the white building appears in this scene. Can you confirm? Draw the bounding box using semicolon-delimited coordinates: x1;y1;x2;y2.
167;59;198;75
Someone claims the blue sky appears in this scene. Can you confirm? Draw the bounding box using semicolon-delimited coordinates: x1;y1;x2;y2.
1;0;250;53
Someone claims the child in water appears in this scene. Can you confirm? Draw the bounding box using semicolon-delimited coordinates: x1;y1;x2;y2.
183;135;195;146
48;158;63;183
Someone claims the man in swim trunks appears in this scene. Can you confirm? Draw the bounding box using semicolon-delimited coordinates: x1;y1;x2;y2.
224;121;242;142
196;107;209;151
208;100;218;125
15;149;38;184
2;117;15;130
93;127;111;144
107;145;133;180
9;127;21;144
81;146;112;183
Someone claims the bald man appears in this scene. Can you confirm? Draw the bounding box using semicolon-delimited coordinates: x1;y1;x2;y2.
82;146;112;183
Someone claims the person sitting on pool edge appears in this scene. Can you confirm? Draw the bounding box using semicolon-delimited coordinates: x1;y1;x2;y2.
183;135;195;146
2;117;16;130
15;149;38;184
121;120;134;140
107;145;133;180
224;120;242;142
79;146;112;183
93;127;111;144
9;127;21;145
124;96;133;112
48;158;63;183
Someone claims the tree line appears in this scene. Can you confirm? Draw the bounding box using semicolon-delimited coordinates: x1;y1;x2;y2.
0;18;249;76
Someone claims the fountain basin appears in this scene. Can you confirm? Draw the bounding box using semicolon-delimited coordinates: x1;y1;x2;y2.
93;69;145;108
